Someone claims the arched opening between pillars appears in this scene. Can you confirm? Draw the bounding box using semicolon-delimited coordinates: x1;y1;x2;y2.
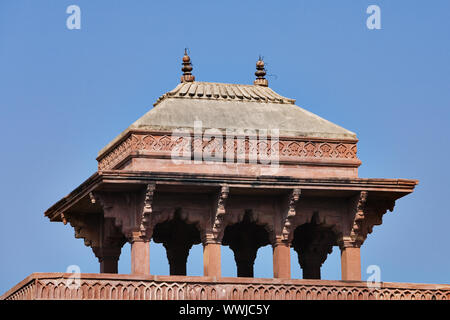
152;209;201;276
222;210;270;277
291;213;337;280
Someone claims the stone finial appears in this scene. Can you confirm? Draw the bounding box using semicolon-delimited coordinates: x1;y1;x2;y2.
254;56;268;87
181;48;195;83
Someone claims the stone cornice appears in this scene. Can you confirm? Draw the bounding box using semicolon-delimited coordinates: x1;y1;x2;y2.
44;171;418;222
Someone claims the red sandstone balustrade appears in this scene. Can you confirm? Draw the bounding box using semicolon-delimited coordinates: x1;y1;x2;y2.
2;273;449;300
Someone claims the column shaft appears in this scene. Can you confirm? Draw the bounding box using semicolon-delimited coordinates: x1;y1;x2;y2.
93;246;121;274
273;243;291;279
231;244;257;277
165;244;190;276
203;243;221;277
341;246;361;281
131;240;150;275
302;264;321;280
100;257;119;273
236;260;254;278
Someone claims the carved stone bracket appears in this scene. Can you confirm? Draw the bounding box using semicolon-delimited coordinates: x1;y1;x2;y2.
64;213;126;264
209;185;229;243
348;191;368;247
93;183;157;242
65;213;101;248
342;191;396;248
139;183;156;239
281;188;301;243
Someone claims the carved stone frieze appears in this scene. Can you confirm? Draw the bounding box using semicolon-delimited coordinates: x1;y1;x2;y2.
97;132;358;170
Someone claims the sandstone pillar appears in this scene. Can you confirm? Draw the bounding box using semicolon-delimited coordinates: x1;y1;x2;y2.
300;258;322;280
203;243;221;277
131;238;150;275
232;245;257;277
165;244;191;276
93;246;122;274
340;246;361;281
292;224;335;280
152;210;201;276
100;257;119;273
273;242;291;279
221;211;270;278
99;248;120;274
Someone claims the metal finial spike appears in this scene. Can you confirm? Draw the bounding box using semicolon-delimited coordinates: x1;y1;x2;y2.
181;49;195;83
254;56;268;87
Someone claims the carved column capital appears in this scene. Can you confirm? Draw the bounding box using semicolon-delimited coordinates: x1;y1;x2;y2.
292;223;335;279
202;233;222;245
273;239;290;247
337;236;362;250
92;246;122;262
128;231;147;243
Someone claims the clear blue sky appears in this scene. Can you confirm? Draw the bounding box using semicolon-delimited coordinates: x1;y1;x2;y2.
1;0;449;294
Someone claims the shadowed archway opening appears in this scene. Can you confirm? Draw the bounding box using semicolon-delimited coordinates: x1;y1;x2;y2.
222;210;270;277
292;213;337;280
152;209;201;276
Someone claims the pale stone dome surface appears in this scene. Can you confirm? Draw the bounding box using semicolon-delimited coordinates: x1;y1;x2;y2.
99;81;356;156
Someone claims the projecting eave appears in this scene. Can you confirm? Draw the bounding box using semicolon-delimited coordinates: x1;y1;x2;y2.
45;170;418;223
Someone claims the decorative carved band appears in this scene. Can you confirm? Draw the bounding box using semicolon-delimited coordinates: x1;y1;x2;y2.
4;275;449;300
98;132;358;170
